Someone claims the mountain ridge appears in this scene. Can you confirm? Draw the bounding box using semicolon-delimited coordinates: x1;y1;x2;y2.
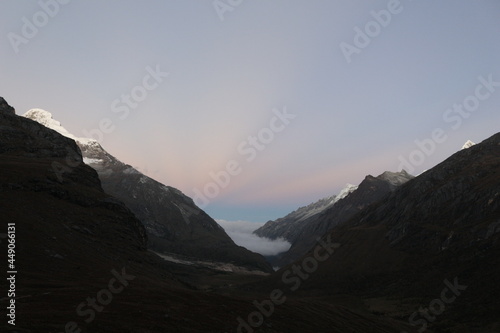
254;183;358;243
24;108;273;273
256;170;413;266
259;131;500;331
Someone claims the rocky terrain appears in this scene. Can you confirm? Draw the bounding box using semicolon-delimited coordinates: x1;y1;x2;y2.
23;109;272;273
259;170;413;267
254;183;357;242
257;133;500;332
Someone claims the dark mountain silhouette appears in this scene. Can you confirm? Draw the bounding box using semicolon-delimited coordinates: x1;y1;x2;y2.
257;170;413;267
254;183;357;242
24;109;272;273
259;132;500;332
3;96;499;332
1;97;415;332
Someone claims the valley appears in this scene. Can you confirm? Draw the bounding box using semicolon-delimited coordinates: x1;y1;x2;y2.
1;96;499;332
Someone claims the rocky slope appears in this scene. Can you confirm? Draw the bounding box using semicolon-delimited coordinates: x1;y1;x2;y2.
254;184;358;243
264;170;413;267
262;132;500;332
23;109;272;273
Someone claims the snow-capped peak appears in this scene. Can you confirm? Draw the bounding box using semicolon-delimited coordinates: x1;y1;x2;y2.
23;108;96;146
461;140;475;150
24;108;72;137
332;183;358;204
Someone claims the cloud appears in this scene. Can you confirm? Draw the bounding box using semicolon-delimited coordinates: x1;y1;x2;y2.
216;220;291;256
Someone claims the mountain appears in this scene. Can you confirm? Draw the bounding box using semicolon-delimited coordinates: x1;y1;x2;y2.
261;132;500;332
0;98;186;331
9;96;497;332
0;96;15;114
2;96;420;332
462;139;476;149
23;108;272;273
254;183;358;242
259;171;413;267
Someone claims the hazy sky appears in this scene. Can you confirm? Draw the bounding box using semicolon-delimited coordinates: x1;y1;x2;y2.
1;1;499;222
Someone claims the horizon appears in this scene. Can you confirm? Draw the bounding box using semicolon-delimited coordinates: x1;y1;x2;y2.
2;1;499;222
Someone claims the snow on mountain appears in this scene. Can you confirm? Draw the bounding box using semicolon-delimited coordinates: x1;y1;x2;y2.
296;194;336;222
82;157;103;164
378;170;413;188
23;108;273;272
254;183;358;242
290;183;358;223
332;183;358;204
273;170;415;266
462;140;476;150
23;109;96;145
24;109;130;172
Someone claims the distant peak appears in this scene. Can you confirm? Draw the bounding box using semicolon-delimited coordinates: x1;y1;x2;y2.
332;183;358;204
23;108;97;146
24;108;74;138
462;140;475;150
377;170;414;186
24;108;56;124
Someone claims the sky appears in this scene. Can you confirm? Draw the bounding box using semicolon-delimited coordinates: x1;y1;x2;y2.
1;0;500;223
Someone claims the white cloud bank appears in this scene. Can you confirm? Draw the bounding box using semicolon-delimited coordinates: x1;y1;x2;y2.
216;220;291;256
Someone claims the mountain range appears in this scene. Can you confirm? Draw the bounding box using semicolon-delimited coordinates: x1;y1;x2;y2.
254;183;358;242
2;96;499;332
256;170;414;266
23;108;272;273
255;132;500;331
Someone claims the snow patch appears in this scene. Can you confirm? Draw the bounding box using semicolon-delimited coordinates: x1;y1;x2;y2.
333;183;358;204
462;140;475;150
23;108;99;146
83;157;103;165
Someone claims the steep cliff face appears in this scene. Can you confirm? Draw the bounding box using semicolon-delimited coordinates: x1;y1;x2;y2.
24;108;272;273
266;132;500;331
1;100;148;254
375;135;500;253
0;101;242;332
